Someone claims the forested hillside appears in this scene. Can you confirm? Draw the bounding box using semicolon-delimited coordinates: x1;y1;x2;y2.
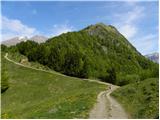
5;23;158;86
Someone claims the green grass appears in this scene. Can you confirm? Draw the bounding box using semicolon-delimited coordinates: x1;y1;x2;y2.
111;78;159;119
7;52;52;71
1;53;106;118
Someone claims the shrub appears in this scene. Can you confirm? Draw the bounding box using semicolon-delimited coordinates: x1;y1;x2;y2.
116;74;140;86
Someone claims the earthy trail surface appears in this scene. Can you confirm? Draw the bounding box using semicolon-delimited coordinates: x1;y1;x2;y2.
4;53;129;119
89;85;129;119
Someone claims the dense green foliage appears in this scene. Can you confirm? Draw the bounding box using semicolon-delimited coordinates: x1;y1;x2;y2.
111;78;159;118
7;52;52;71
12;23;158;85
1;44;8;52
1;53;106;118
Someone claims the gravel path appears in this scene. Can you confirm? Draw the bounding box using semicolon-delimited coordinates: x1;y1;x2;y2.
89;85;129;119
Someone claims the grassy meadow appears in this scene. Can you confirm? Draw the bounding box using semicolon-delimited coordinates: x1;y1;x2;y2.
111;78;159;118
1;53;106;118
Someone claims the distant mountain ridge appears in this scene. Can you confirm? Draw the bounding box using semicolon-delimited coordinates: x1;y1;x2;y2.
145;52;159;63
2;35;48;46
30;35;48;43
1;36;28;46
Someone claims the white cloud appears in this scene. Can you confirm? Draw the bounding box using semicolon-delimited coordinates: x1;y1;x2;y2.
125;7;144;24
1;16;39;41
132;34;158;55
114;5;144;40
50;23;74;37
112;3;158;54
124;1;137;7
118;24;137;39
32;9;37;15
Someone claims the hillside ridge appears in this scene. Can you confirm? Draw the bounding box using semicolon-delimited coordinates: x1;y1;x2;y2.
5;23;159;86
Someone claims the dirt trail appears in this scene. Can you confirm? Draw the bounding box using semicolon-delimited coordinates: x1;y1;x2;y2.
89;85;129;119
5;53;129;119
4;53;109;86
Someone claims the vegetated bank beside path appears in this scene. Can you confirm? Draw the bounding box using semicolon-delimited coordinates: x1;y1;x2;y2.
4;53;129;119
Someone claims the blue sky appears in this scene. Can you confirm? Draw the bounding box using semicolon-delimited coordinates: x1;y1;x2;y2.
1;1;159;55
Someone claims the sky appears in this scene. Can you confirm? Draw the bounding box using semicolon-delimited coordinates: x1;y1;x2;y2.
1;1;159;55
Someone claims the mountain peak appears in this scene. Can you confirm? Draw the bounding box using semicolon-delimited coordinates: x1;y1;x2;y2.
83;23;119;38
95;22;106;27
95;23;119;32
2;35;48;46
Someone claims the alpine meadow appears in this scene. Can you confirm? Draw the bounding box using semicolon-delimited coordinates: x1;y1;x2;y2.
1;1;159;119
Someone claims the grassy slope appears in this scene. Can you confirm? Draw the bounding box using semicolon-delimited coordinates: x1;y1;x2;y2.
111;78;159;118
1;53;106;119
7;52;52;71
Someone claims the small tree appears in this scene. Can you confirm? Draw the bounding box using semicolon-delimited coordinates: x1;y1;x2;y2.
107;67;116;84
1;44;8;52
80;55;93;78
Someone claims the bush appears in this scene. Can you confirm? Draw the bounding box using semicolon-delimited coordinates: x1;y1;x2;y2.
1;44;8;52
63;50;84;77
116;74;140;86
139;68;159;81
99;67;116;84
16;40;38;56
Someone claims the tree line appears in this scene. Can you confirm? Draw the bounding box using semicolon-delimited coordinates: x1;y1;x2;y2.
2;31;159;86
